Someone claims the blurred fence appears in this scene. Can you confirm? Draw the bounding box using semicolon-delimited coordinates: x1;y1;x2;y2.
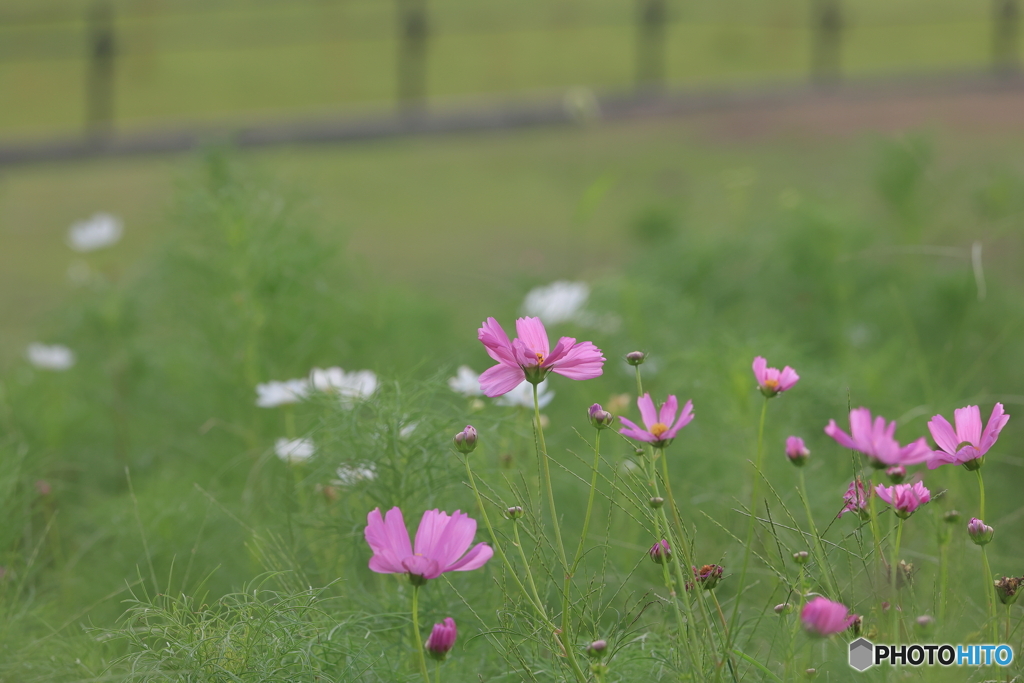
0;0;1020;142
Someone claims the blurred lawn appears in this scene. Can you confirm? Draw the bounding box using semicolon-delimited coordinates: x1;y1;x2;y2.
0;0;1012;140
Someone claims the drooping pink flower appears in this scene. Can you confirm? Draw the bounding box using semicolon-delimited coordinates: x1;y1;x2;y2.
619;393;694;448
425;617;457;660
649;539;671;564
477;317;605;397
752;356;799;397
785;436;810;466
801;597;858;637
838;479;871;519
927;404;1009;470
364;507;493;582
824;408;932;467
875;481;931;519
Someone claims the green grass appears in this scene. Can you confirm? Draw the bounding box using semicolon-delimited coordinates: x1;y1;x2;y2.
0;0;1013;140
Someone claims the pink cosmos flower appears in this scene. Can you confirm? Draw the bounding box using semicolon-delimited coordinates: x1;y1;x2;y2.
875;481;931;519
364;507;493;582
752;356;799;397
838;479;871;519
425;617;457;660
477;317;605;397
824;408;932;467
785;436;810;466
801;596;858;637
927;403;1009;470
619;393;694;448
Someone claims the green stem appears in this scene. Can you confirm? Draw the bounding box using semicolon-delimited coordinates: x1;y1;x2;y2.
889;517;904;644
435;660;442;683
531;383;586;683
977;468;986;520
511;521;548;618
867;471;884;573
938;539;948;624
728;398;768;650
411;586;431;683
798;469;837;598
978;469;999;644
571;429;601;574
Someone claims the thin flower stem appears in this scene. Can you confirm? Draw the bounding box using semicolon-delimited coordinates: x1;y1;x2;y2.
435;660;442;683
978;469;999;643
867;470;884;570
728;397;768;651
463;458;549;622
571;429;601;574
889;517;904;644
938;539;948;623
531;383;587;683
511;521;548;619
411;586;431;683
798;469;837;598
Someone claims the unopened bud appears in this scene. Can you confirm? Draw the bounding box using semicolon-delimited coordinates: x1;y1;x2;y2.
588;403;614;429
774;603;791;615
850;615;863;636
453;425;478;454
688;564;723;591
792;551;809;565
805;669;817;679
649;539;671;565
625;351;646;366
995;577;1023;605
785;437;810;466
649;496;664;509
506;506;524;520
586;640;607;659
885;465;906;484
943;510;961;524
967;517;994;546
915;615;935;633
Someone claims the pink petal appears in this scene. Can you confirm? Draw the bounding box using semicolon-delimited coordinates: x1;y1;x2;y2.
478;318;516;365
980;403;1010;453
658;395;679;427
368;554;405;574
444;542;494;573
663;399;694;440
637;393;658;430
542;337;575;367
927;414;959;455
414;509;450;557
618;416;656;442
515;317;550;357
365;507;412;573
549;341;605;380
824;420;857;450
898;438;934;465
874;484;893;505
778;366;800;391
752;356;767;385
926;449;958;470
953;405;982;447
479;363;526;397
435;511;477;567
848;408;874;446
402;555;442;580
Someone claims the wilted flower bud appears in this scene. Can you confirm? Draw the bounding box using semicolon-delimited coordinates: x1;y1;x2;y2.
649;539;671;565
588;403;614;429
506;506;524;520
785;437;810;466
996;577;1023;605
850;615;863;636
625;351;646;366
915;615;935;633
943;510;961;524
688;564;723;591
967;517;994;546
895;560;914;589
649;496;664;509
425;617;457;661
793;551;809;565
453;425;478;454
586;639;607;659
885;465;906;484
805;669;817;679
774;603;791;615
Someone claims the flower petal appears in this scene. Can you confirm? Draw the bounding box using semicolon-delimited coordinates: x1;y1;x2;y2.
478;318;517;365
927;414;959;455
549;341;605;380
953;405;982;447
752;356;767;386
435;511;477;568
980;403;1010;453
778;366;800;391
637;393;657;431
658;395;678;427
479;363;526;397
365;507;411;573
824;419;857;450
618;416;655;442
444;542;494;573
413;509;450;557
402;555;442;580
515;317;550;357
663;399;694;440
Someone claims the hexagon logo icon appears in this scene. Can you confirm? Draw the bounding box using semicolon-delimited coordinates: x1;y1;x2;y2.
849;637;874;671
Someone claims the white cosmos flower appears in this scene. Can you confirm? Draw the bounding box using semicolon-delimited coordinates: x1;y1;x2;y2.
333;463;377;486
496;379;554;409
275;437;315;463
521;281;589;325
309;367;377;407
67;213;123;252
256;378;310;408
448;365;484;397
26;343;76;371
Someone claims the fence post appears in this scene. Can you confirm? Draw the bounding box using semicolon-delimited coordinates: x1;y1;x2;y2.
993;0;1020;74
810;0;842;84
636;0;667;90
396;0;429;112
86;1;117;137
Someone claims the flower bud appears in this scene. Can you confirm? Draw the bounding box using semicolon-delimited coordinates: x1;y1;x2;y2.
649;539;671;565
850;615;863;636
588;403;614;429
792;551;809;565
943;510;961;524
785;437;810;466
967;517;994;546
425;617;457;661
996;577;1023;605
885;465;906;484
774;603;791;615
506;506;524;520
625;351;646;366
649;496;664;509
586;640;607;659
805;669;817;679
453;425;478;454
688;564;723;591
915;615;935;633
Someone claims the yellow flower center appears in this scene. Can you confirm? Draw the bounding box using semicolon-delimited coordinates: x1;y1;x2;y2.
763;379;779;390
650;423;669;438
535;351;545;364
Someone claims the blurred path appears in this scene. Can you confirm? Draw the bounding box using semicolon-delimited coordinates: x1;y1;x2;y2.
3;72;1024;167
